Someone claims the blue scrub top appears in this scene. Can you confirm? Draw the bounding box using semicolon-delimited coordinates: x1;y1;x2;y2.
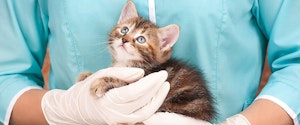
1;0;300;124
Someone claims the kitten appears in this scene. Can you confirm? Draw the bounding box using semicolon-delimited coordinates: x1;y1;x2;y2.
78;1;215;121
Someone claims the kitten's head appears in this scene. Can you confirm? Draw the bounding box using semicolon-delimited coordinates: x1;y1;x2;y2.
109;1;180;68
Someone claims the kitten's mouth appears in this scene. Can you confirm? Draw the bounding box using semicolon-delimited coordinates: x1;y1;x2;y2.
118;43;136;55
119;44;127;52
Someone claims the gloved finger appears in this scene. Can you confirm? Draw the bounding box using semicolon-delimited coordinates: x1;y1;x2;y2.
120;82;170;123
99;71;167;116
132;82;170;118
100;79;167;114
143;112;212;125
99;71;168;114
108;70;168;104
87;67;145;83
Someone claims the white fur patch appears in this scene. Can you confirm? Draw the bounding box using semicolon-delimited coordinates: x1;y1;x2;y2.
111;39;141;64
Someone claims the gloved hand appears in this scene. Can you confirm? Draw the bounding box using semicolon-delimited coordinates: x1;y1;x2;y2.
217;114;250;125
41;67;170;125
143;112;251;125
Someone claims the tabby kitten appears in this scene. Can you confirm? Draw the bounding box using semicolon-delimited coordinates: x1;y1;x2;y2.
78;1;215;121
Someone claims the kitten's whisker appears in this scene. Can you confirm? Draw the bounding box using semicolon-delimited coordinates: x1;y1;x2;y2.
95;46;110;55
88;40;110;46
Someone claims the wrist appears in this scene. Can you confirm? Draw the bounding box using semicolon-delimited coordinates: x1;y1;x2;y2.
10;89;48;125
217;114;250;125
240;99;293;125
41;89;88;124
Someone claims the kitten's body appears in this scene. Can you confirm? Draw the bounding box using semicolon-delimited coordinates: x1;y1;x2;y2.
79;1;215;122
140;58;214;120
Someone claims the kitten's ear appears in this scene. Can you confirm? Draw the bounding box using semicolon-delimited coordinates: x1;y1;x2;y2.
159;24;180;51
118;1;138;24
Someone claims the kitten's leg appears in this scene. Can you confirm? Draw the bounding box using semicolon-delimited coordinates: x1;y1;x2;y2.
134;122;145;125
117;122;144;125
158;85;214;121
90;77;128;98
77;71;93;82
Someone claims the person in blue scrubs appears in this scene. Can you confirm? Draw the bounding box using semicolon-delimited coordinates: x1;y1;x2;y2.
1;0;299;124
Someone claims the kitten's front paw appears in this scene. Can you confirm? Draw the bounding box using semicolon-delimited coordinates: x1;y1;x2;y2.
90;77;128;98
117;122;144;125
77;71;93;82
90;78;111;98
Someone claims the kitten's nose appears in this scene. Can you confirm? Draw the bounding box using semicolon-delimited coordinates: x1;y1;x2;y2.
122;38;129;43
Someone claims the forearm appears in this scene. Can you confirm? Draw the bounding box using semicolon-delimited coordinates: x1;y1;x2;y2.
9;89;48;125
241;99;293;125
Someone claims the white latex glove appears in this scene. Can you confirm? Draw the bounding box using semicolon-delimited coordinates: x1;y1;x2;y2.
217;114;250;125
144;112;251;125
42;67;170;125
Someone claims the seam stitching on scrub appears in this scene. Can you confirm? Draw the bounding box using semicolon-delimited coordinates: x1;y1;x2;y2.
62;0;83;73
215;0;228;98
36;2;49;51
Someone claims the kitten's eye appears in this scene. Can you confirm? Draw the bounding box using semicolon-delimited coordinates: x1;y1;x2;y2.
120;27;129;35
136;36;146;44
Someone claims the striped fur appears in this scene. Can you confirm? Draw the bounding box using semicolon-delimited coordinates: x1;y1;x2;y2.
80;1;215;122
107;9;215;121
